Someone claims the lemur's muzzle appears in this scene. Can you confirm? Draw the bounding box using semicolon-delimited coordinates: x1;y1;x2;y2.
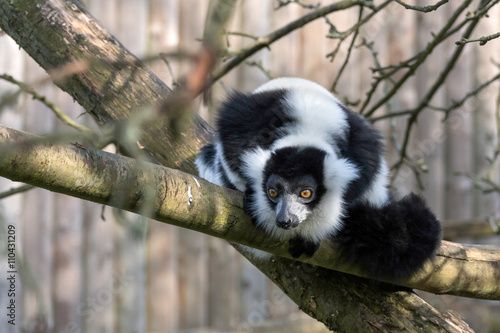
276;195;300;229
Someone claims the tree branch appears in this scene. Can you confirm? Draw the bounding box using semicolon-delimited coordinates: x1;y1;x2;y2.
0;0;212;174
0;126;478;332
1;124;499;304
456;31;500;45
0;183;35;199
0;74;91;133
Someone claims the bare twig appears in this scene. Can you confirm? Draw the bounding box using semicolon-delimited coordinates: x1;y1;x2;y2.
0;184;35;200
0;74;91;133
245;60;274;79
158;53;179;87
225;31;260;41
330;6;364;93
458;172;500;193
361;0;474;117
370;72;500;122
390;1;495;181
456;31;500;46
157;0;237;136
210;0;373;85
430;72;500;118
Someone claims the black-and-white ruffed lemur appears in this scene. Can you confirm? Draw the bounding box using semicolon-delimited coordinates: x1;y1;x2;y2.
195;78;442;280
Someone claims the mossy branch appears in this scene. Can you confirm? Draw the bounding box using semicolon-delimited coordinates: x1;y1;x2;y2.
1;125;499;304
0;125;479;332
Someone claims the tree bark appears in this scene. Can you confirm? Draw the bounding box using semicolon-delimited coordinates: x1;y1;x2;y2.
1;125;499;310
0;125;478;332
0;0;212;174
0;0;492;331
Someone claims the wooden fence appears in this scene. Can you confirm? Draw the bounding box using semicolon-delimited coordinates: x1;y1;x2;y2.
0;0;499;332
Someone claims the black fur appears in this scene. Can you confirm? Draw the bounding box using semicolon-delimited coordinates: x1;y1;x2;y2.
337;104;384;204
243;187;259;226
217;161;237;190
217;90;295;175
335;194;442;280
198;143;216;169
289;236;320;258
263;147;327;210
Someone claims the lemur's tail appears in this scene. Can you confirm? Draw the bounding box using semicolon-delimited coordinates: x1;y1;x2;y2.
335;193;442;281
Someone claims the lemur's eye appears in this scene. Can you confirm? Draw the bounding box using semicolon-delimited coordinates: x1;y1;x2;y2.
300;190;312;199
268;188;278;198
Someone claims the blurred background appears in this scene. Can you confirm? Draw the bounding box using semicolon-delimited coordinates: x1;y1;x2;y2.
0;0;499;332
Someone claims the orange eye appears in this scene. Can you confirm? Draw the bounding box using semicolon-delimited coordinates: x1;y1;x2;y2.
300;190;312;199
268;189;278;198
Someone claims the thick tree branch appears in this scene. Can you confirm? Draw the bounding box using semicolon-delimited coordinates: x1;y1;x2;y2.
0;0;212;174
0;126;479;332
1;124;499;304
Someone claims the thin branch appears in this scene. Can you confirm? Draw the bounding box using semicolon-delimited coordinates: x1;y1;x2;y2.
326;0;392;61
459;172;500;194
439;0;500;42
156;0;237;137
330;6;363;93
0;74;91;133
456;31;500;45
389;0;485;181
210;0;372;85
361;0;474;117
245;60;274;79
0;183;35;200
369;71;500;122
430;72;500;118
224;30;260;41
158;53;179;87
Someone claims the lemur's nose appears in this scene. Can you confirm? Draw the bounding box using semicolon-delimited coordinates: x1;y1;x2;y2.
277;215;299;229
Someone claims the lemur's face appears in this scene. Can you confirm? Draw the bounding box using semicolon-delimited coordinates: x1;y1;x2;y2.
265;174;319;229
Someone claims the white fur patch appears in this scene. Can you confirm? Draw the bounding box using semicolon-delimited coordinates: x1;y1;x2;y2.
195;152;223;186
297;154;360;241
362;157;390;207
253;78;339;104
283;87;348;142
216;142;246;191
240;148;277;234
272;134;335;155
323;154;360;196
